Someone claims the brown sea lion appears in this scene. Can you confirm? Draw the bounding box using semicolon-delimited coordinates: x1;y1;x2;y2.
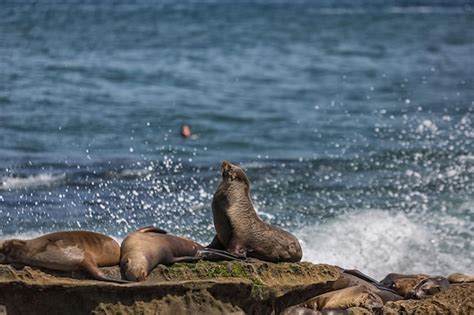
335;268;403;302
0;231;126;283
380;273;429;297
448;272;474;283
408;276;450;299
208;160;302;262
120;226;241;281
298;285;383;313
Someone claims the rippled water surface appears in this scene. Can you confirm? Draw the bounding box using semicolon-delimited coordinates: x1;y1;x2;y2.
0;1;473;278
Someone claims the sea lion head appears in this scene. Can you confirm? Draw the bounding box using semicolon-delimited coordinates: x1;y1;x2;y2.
389;278;420;297
122;257;147;282
409;276;450;299
221;161;250;187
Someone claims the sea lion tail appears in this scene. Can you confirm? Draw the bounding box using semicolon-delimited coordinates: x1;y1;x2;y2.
135;226;167;234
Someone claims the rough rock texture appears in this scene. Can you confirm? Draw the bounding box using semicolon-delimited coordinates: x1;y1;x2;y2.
383;283;474;314
0;261;339;315
0;262;472;315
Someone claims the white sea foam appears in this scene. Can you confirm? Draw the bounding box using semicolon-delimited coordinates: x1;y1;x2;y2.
0;173;66;190
296;209;473;280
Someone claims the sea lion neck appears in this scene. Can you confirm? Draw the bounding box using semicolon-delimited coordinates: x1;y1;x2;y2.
215;175;252;204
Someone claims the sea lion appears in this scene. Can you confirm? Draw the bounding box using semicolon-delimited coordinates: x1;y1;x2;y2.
408;276;450;299
120;226;242;281
334;268;403;302
297;285;383;313
208;160;302;262
380;273;429;297
0;231;126;283
448;272;474;283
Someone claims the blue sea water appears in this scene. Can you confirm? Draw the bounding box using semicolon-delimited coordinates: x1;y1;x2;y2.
0;1;473;279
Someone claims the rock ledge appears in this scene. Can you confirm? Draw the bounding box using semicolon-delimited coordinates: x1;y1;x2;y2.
0;262;472;314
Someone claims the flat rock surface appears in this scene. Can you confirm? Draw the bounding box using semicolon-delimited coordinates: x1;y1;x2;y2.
0;261;339;315
0;262;472;314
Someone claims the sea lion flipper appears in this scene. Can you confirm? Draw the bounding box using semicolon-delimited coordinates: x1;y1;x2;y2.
206;235;226;250
135;226;168;234
81;258;130;284
343;269;399;294
196;249;247;261
343;269;380;285
172;256;201;263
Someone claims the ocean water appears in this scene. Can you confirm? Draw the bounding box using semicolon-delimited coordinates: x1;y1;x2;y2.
0;1;473;280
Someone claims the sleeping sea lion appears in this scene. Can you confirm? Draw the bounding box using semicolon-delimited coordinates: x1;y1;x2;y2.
296;285;383;313
208;160;302;262
380;273;451;299
448;272;474;283
380;273;429;298
408;276;450;299
120;226;241;281
335;268;403;302
0;231;126;283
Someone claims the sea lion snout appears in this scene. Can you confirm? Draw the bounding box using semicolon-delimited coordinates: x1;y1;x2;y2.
122;258;147;282
221;160;234;178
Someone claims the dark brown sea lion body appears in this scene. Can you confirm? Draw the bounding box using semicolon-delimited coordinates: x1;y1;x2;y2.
409;276;450;299
380;273;452;299
0;231;124;283
209;161;302;262
120;227;240;281
335;269;403;303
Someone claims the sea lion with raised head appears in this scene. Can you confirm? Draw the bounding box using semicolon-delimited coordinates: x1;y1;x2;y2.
0;231;126;283
120;226;242;281
208;161;302;262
